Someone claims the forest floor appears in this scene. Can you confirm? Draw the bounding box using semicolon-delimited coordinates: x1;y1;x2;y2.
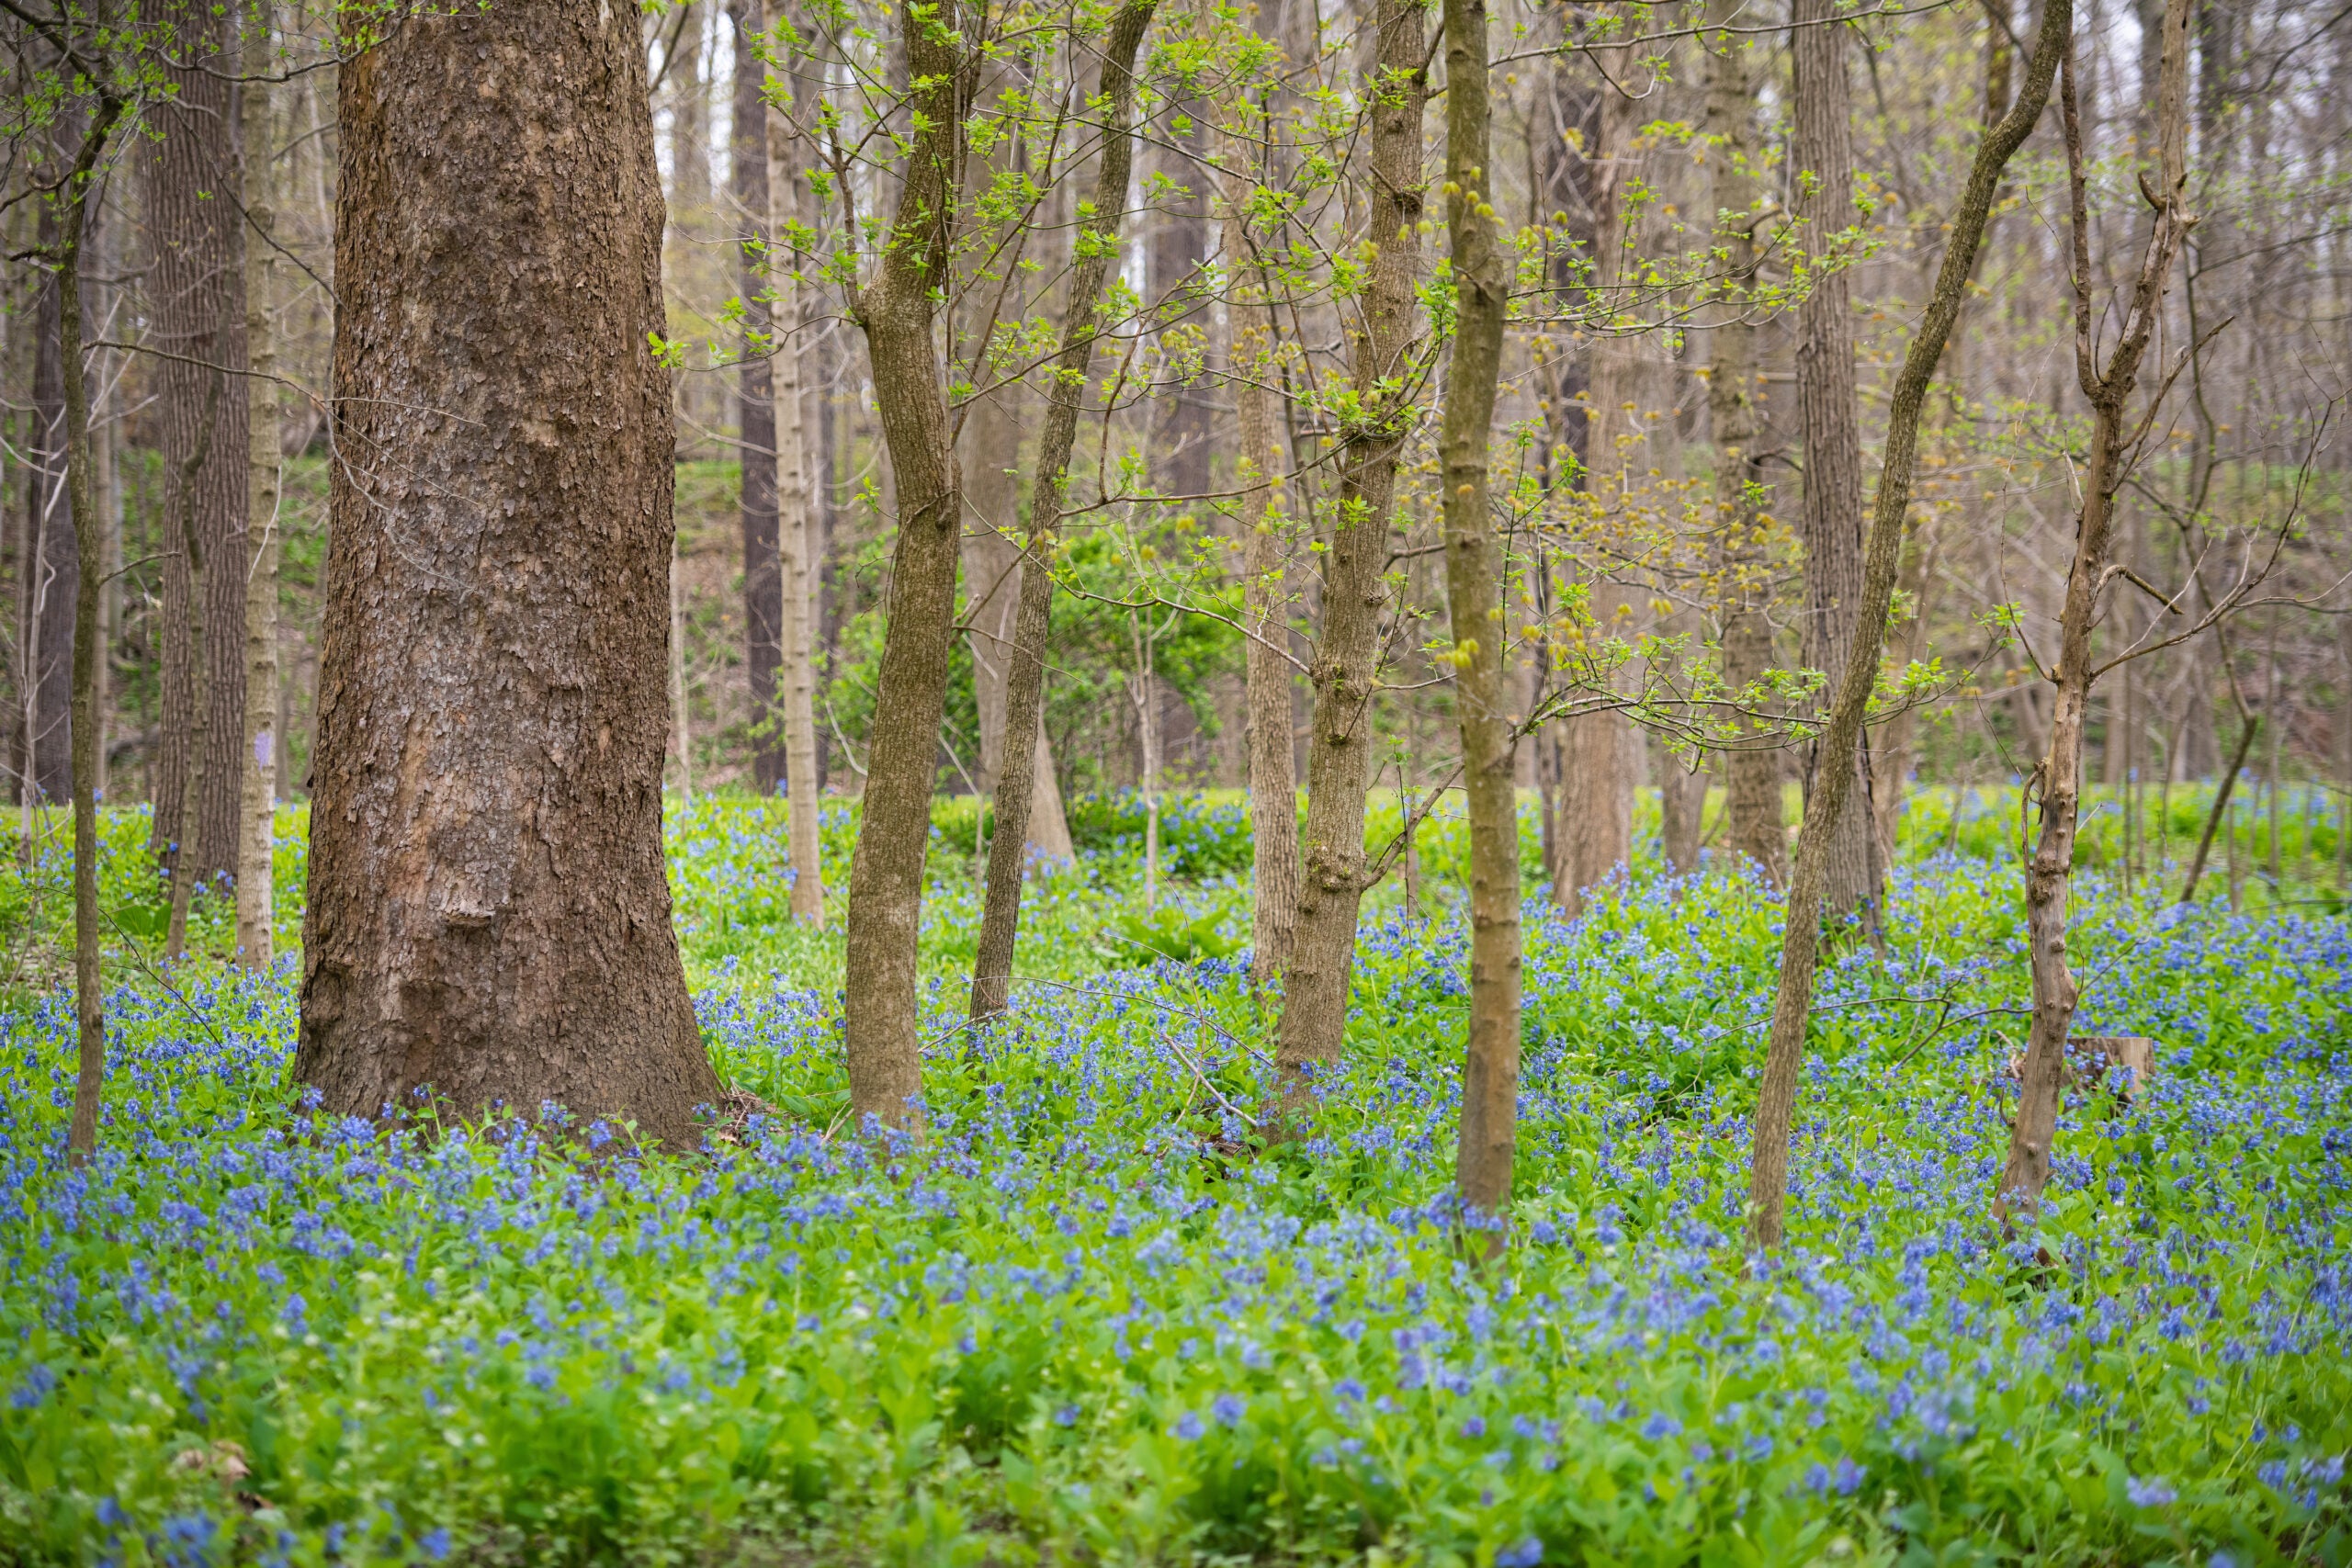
1;791;2348;1564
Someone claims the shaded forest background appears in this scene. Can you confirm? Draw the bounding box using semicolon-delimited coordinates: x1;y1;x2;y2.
8;0;2348;886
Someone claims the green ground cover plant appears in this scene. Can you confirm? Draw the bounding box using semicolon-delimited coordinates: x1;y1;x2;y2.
0;794;2347;1564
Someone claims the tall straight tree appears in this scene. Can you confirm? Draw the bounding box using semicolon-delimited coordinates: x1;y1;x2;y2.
1555;37;1635;916
145;0;248;888
1745;0;2073;1249
967;0;1158;1024
1436;0;1519;1231
1221;2;1298;990
297;0;719;1147
12;33;132;1162
1790;0;1878;926
237;0;281;967
729;0;785;795
838;0;974;1129
1268;0;1425;1115
1704;0;1783;888
764;11;824;923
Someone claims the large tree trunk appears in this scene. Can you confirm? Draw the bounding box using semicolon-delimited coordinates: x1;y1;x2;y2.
967;0;1157;1023
1996;9;2190;1218
1268;0;1424;1115
1438;0;1520;1234
238;0;282;968
840;0;970;1127
297;0;718;1148
1744;0;2071;1249
146;6;250;886
730;0;785;795
767;27;824;922
1791;0;1879;925
1705;13;1785;889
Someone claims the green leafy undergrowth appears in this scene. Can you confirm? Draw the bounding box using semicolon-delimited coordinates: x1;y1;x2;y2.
1;817;2349;1565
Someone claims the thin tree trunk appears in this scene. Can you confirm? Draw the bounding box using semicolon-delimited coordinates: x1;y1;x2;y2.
1557;55;1636;915
2179;702;2256;901
237;0;282;969
730;0;784;794
1438;0;1520;1235
297;0;718;1149
1996;7;2191;1217
767;37;824;921
968;0;1157;1023
1873;514;1942;865
1268;0;1425;1116
1791;0;1879;926
1744;0;2072;1249
1224;31;1299;988
25;237;73;809
841;0;971;1126
63;97;127;1165
1706;9;1784;889
1658;729;1707;874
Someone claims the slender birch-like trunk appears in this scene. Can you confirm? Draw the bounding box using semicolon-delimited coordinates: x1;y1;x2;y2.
767;17;825;922
1997;0;2193;1217
967;0;1158;1022
238;0;282;968
1745;0;2074;1249
1437;0;1520;1232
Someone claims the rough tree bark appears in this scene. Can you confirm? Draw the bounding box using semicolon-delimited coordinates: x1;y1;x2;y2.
1791;0;1880;926
164;370;223;963
146;0;250;886
1705;6;1786;889
729;0;785;795
967;0;1157;1023
1437;0;1520;1232
1744;0;2073;1249
1267;0;1424;1117
297;0;718;1147
766;17;824;922
1996;2;2192;1218
840;0;971;1127
238;0;282;968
